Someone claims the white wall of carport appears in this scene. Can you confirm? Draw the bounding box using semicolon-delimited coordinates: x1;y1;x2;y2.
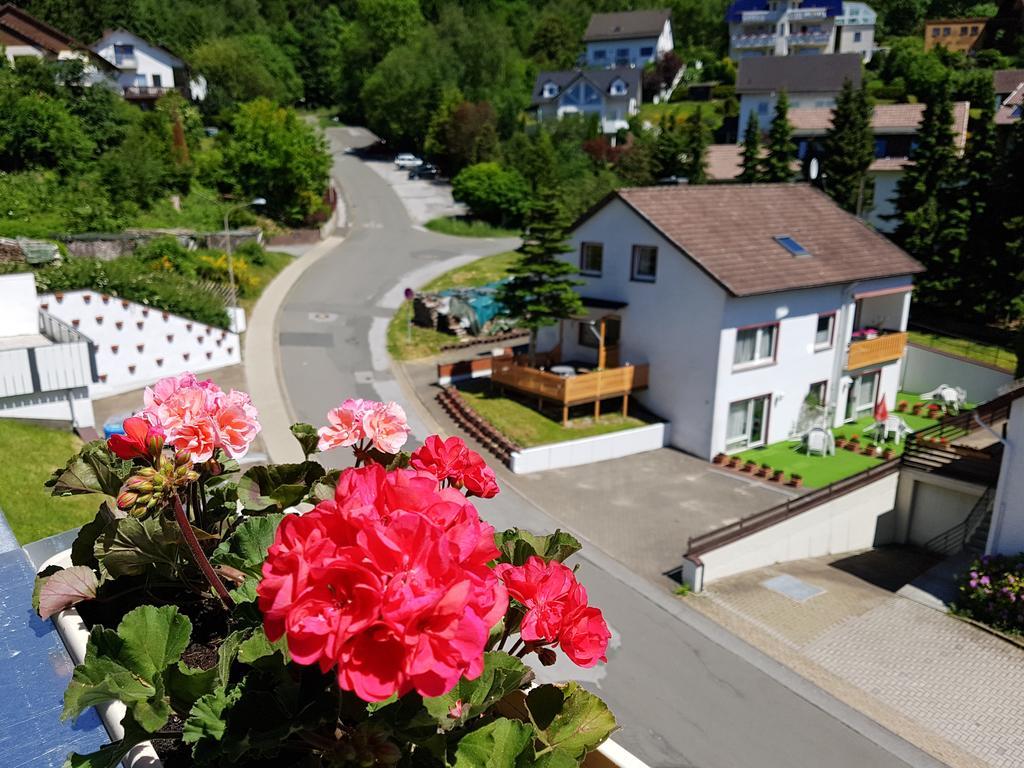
0;387;96;428
563;197;727;459
893;469;986;546
900;344;1013;402
0;273;41;336
987;397;1024;556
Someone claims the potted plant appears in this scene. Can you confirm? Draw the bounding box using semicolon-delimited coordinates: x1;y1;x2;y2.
756;462;771;478
845;435;859;451
835;437;848;449
862;442;879;456
928;403;942;418
770;469;785;483
33;378;621;768
896;400;908;412
882;447;897;460
911;402;923;415
788;473;803;488
712;452;727;465
742;459;757;473
727;456;741;469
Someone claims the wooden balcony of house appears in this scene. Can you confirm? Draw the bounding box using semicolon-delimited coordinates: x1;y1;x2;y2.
846;330;908;371
490;353;650;425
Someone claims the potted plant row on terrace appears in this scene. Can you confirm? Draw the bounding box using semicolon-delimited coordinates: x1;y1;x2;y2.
34;374;621;768
712;454;802;487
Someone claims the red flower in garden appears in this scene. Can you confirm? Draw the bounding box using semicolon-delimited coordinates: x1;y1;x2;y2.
411;435;500;498
107;416;163;460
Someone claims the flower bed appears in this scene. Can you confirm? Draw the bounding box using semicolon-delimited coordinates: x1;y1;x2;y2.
34;376;618;766
953;554;1024;636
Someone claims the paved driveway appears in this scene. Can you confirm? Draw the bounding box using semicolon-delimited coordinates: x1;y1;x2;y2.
362;157;466;225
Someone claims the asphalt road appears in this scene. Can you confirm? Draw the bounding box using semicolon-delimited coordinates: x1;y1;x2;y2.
277;128;943;768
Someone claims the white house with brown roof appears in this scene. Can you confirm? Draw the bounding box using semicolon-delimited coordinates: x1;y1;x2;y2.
582;10;673;68
0;3;112;84
556;185;923;459
92;29;184;103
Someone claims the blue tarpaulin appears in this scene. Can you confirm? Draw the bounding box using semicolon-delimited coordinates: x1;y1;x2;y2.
440;281;509;336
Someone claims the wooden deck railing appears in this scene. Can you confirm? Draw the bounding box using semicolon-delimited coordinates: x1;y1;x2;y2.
846;331;908;370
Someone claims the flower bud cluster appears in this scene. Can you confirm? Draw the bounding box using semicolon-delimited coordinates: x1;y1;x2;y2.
116;451;198;518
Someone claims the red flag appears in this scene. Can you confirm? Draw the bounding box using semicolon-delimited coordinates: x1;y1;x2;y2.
874;394;888;423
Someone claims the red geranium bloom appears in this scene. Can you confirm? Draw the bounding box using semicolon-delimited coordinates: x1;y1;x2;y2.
411;435;500;498
107;416;163;460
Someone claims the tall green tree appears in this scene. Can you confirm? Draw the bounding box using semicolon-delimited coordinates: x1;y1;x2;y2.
762;92;797;183
653;113;687;179
495;189;583;365
683;106;711;184
822;79;875;215
738;111;762;182
191;35;302;115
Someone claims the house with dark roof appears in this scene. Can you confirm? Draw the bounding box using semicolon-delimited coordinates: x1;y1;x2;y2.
0;3;113;83
91;29;204;104
736;52;861;133
554;184;923;459
582;9;673;68
728;0;876;61
531;68;641;136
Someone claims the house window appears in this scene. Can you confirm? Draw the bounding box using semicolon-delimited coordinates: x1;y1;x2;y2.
734;324;778;367
971;25;979;34
814;313;835;349
853;31;862;41
615;48;630;64
960;26;968;35
808;380;827;408
542;81;559;99
593;49;607;61
113;44;134;65
579;242;603;276
726;395;770;451
640;46;654;56
610;79;627;96
943;27;951;36
931;27;940;37
152;74;162;88
757;101;769;115
844;370;880;421
630;245;657;282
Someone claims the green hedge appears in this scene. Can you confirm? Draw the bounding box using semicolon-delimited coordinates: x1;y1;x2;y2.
34;256;229;328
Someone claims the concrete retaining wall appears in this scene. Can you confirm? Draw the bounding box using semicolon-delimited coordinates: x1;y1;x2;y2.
901;343;1013;402
684;471;899;591
509;422;668;474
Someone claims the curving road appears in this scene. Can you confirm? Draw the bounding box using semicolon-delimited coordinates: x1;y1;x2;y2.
276;128;943;768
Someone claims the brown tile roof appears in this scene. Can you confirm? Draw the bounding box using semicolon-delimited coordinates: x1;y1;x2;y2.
610;184;923;296
787;101;970;151
706;145;745;181
996;82;1024;125
869;157;910;171
583;10;671;41
994;68;1024;95
736;53;862;95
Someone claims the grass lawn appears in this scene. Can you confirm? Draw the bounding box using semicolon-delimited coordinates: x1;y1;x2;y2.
0;420;102;543
639;99;725;130
458;384;646;448
734;392;949;489
907;330;1016;373
425;216;519;239
388;251;520;361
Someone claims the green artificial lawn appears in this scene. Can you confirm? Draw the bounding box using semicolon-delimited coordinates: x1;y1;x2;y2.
734;392;953;489
458;384;646;448
0;420;102;543
388;251;519;361
425;216;519;239
907;330;1016;373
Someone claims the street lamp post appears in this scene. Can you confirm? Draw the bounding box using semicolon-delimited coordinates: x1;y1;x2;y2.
223;197;266;316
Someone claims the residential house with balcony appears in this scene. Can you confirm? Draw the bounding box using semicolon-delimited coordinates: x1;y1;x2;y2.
736;52;861;134
531;68;641;136
994;69;1024;125
555;184;923;460
727;0;876;61
0;273;97;429
582;9;674;68
91;29;201;105
0;3;113;84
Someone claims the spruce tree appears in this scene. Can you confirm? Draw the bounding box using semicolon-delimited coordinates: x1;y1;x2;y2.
739;111;762;182
762;91;797;183
495;189;583;364
683;106;711;184
821;79;875;214
996;117;1024;325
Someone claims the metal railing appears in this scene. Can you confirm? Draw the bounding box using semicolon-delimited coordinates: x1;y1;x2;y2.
39;311;89;345
924;484;996;556
686;459;901;557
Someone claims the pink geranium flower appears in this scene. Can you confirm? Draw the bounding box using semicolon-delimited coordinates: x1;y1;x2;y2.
362;401;410;454
318;398;372;451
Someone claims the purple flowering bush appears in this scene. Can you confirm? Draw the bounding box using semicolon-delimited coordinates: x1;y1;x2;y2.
953;554;1024;634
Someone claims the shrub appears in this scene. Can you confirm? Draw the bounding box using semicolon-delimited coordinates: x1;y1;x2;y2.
451;162;529;227
954;554;1024;634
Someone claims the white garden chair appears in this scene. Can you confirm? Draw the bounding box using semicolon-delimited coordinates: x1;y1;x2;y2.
883;415;914;445
921;384;967;415
804;427;834;456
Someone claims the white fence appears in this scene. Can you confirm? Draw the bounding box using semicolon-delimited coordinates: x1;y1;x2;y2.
35;342;93;391
509;423;668;474
0;348;34;397
901;343;1014;402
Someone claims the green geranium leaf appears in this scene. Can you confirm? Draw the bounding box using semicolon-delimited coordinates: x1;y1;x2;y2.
495;529;581;566
423;652;532;730
94;516;179;580
237;462;325;513
71;510;108;569
167;663;218;714
532;750;580;768
63;710;151;768
211;514;284;580
47;440;132;497
216;630;246;686
308;468;341;503
183;685;242;744
289;422;320;459
530;683;616;762
237;626;289;665
63;605;192;733
454;717;535;768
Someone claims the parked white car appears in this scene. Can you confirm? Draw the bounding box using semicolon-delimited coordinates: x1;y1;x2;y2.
394;153;423;169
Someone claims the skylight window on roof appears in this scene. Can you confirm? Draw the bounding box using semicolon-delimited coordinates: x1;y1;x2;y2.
774;235;811;257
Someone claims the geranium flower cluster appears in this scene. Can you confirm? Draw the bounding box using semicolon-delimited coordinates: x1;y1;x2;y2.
495;556;610;668
257;463;508;702
137;373;261;462
318;399;410;455
410;435;499;498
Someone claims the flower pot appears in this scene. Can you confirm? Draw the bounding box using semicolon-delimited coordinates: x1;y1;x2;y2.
95;316;103;324
136;321;144;330
54;292;64;302
741;461;757;474
166;334;174;343
835;438;848;449
82;294;92;305
756;466;770;478
110;345;119;354
844;442;858;452
883;449;896;460
142;309;149;317
896;401;908;412
712;453;727;465
162;312;169;320
122;300;130;309
788;476;803;488
770;470;784;482
71;318;80;327
115;321;123;330
101;294;110;304
727;457;740;469
911;404;922;415
861;445;876;456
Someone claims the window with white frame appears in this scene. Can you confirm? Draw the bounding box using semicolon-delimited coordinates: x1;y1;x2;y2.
733;324;778;367
579;242;603;276
640;46;654;56
630;245;657;281
593;49;607;61
542;81;559;99
808;380;827;407
609;79;627;96
814;313;835;349
726;395;770;451
844;370;879;421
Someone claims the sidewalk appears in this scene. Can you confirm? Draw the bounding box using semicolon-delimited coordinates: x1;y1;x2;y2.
686;551;1024;768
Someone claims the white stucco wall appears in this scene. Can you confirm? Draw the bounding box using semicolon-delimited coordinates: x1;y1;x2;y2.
837;24;874;60
565;197;727;459
585;22;672;67
93;31;179;89
866;170;901;233
988;397;1024;555
900;344;1013;402
510;422;668;473
39;290;240;398
0;273;42;337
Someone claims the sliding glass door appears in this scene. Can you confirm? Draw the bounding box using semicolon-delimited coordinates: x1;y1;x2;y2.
845;371;879;422
726;395;770;451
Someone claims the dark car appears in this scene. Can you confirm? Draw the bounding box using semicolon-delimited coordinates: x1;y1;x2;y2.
409;163;439;180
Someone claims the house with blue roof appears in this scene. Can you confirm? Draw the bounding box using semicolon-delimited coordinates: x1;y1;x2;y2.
727;0;876;61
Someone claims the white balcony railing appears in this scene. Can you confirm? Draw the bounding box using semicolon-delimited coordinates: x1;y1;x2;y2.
788;31;832;45
787;7;829;20
0;313;95;398
741;9;783;22
731;33;777;48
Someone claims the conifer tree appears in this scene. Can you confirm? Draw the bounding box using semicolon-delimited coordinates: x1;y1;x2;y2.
762;91;797;183
739;111;762;182
683;106;711;184
496;188;583;364
821;79;874;214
